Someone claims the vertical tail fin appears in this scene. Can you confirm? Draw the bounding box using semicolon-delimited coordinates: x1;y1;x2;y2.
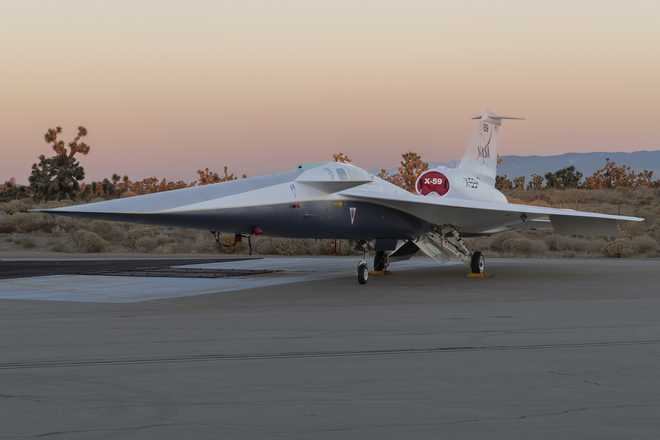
458;111;524;186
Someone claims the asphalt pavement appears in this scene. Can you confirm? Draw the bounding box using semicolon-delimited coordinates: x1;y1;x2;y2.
1;257;659;439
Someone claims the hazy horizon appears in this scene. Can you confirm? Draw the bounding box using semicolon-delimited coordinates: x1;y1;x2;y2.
3;0;659;183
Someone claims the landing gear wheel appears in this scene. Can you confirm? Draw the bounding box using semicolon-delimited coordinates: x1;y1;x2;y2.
357;262;369;285
470;251;486;274
373;251;387;272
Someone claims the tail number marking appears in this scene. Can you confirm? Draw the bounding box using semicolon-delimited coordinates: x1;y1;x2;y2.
416;170;450;196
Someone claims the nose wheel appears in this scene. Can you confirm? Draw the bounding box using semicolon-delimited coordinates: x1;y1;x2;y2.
357;241;370;285
357;262;369;284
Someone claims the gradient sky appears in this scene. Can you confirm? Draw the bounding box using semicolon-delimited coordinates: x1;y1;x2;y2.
2;0;659;182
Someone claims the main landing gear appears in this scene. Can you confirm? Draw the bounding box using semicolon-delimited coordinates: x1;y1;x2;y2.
415;226;487;276
470;251;486;275
354;228;487;284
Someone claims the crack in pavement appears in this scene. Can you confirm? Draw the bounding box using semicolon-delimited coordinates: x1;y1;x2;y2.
21;422;203;438
2;338;660;370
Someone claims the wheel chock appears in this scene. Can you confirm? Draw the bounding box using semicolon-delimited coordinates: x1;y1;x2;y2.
369;270;391;276
467;272;490;279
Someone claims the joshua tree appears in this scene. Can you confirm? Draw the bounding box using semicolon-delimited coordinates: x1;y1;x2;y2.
513;176;526;191
397;152;429;192
29;126;90;201
544;166;583;189
527;174;544;190
196;166;244;186
583;159;655;189
495;175;513;191
332;152;352;163
376;152;428;192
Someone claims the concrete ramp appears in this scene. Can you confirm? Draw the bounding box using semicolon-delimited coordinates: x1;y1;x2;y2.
0;257;444;303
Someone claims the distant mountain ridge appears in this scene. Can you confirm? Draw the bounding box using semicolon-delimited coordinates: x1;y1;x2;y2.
424;150;660;179
496;150;660;179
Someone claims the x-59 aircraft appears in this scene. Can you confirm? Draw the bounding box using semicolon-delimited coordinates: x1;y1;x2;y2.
38;112;643;284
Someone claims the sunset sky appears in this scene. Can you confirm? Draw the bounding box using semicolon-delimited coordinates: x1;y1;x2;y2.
2;0;659;182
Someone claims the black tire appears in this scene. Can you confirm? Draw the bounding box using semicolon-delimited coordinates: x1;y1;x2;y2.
470;251;486;274
357;262;369;284
373;251;387;271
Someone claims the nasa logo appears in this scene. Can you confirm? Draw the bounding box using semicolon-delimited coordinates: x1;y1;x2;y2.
416;170;450;196
477;143;490;160
476;122;493;161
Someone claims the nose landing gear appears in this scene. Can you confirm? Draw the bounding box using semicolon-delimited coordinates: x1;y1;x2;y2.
357;261;369;284
357;241;370;285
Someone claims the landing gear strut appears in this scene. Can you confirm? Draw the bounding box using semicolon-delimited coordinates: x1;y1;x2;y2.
415;225;486;276
357;241;369;285
373;250;389;272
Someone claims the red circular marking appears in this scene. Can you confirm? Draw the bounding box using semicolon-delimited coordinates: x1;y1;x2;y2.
416;170;450;196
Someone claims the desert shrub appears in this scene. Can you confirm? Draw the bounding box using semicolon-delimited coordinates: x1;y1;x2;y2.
502;237;548;256
509;188;632;209
301;239;323;255
262;237;290;255
0;214;17;234
191;237;217;254
252;237;295;255
251;238;297;255
132;233;175;253
585;238;607;254
333;240;357;256
465;236;493;255
134;236;161;253
1;199;34;215
631;235;657;255
649;224;660;242
634;207;657;225
86;220;127;243
154;242;181;254
545;235;606;254
489;231;524;252
621;219;649;238
5;213;57;233
209;234;250;254
169;228;200;242
603;239;635;258
17;237;36;249
271;238;313;255
52;216;79;233
253;237;275;254
317;239;353;256
123;227;158;249
71;230;109;253
253;238;354;256
50;239;75;253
